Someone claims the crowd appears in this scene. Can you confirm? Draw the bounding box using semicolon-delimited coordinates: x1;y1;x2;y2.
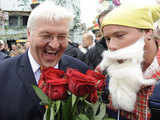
0;0;160;120
0;40;30;60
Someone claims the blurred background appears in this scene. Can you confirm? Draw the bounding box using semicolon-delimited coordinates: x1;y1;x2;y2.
0;0;158;47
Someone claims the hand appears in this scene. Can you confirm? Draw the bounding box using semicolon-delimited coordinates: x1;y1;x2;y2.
95;65;101;73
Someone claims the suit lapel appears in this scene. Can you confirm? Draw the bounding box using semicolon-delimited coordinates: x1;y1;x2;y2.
16;54;70;102
59;55;70;72
16;51;39;103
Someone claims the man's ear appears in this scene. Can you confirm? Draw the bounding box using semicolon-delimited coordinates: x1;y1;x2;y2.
27;29;30;37
27;29;31;41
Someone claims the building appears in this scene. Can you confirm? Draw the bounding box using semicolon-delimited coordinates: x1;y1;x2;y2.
0;0;84;46
0;0;32;47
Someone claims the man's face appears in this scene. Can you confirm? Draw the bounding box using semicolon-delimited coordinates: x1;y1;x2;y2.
0;44;4;50
28;19;69;67
82;35;92;48
100;25;156;111
12;45;17;51
95;31;102;41
103;25;144;51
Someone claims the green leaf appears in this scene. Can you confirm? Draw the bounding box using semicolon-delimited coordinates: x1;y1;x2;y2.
55;100;61;114
94;103;106;120
43;105;51;120
62;96;72;120
32;85;50;104
50;104;55;120
103;118;116;120
72;94;77;107
77;114;89;120
85;101;100;115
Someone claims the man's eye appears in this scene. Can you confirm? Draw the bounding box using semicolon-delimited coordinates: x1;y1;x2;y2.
116;34;125;38
41;35;50;39
57;35;66;40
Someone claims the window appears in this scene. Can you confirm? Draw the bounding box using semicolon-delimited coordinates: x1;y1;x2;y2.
22;16;28;26
9;16;18;27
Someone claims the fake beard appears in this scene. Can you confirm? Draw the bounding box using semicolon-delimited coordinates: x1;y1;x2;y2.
99;37;156;112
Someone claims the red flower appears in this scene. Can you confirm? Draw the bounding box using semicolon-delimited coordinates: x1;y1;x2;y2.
38;67;68;100
86;70;105;80
38;67;106;103
66;68;98;97
86;70;106;91
42;67;65;80
87;89;98;103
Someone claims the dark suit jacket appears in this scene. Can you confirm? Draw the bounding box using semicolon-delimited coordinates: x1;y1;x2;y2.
0;51;89;120
0;51;9;62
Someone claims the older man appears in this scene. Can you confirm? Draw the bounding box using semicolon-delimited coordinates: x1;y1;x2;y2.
0;1;89;120
97;3;160;120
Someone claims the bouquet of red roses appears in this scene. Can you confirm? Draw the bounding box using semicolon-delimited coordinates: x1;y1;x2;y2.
33;67;109;120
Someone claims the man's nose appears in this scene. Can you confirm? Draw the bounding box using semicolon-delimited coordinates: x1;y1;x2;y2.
107;40;119;51
48;37;60;49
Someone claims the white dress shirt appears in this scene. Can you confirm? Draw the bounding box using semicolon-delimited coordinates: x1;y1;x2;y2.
143;57;160;78
28;49;58;84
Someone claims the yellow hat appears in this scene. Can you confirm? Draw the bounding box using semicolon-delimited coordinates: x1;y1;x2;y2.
101;4;160;29
157;20;160;29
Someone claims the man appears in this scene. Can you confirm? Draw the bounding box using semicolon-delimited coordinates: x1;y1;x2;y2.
0;1;89;120
0;40;10;60
0;40;10;55
96;3;160;120
79;32;94;54
9;44;19;56
83;10;110;70
64;39;84;60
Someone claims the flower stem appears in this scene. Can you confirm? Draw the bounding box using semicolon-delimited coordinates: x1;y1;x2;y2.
72;97;80;117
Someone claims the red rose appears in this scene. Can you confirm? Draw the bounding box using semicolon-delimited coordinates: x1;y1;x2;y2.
42;67;65;80
86;70;105;80
97;79;106;91
38;67;68;100
66;68;98;97
87;89;98;103
86;70;106;91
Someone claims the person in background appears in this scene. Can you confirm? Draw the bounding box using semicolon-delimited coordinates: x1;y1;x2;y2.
9;44;19;56
79;32;95;54
16;43;26;55
0;40;10;55
96;3;160;120
24;40;31;50
94;30;103;41
83;10;110;70
64;39;84;60
0;40;10;60
0;1;89;120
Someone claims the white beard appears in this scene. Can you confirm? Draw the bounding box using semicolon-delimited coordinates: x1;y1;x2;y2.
99;37;156;112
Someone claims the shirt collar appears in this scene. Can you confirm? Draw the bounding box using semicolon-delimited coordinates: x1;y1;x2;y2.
28;49;59;74
143;57;160;78
28;49;40;73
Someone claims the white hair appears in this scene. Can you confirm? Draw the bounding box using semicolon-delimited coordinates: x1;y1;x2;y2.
27;0;74;31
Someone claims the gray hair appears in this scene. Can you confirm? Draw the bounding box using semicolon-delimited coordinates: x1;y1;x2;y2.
0;40;4;45
27;0;74;32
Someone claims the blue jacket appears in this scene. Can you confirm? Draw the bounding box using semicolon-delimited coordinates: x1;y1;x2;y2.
0;51;8;62
0;51;89;120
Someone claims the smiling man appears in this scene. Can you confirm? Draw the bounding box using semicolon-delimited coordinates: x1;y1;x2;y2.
97;3;160;120
0;1;89;120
